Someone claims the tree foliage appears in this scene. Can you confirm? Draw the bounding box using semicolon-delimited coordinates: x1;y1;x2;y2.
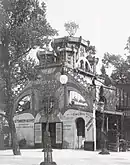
100;64;107;76
86;40;96;55
0;0;57;67
11;57;39;95
0;0;58;103
0;0;58;155
64;21;79;36
102;52;130;83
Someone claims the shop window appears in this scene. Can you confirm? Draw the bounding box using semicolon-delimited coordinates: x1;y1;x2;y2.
76;117;85;137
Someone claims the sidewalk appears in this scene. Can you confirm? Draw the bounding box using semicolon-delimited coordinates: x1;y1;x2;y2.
0;149;130;165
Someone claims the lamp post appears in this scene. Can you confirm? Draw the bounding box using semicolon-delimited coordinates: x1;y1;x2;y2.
92;84;97;151
39;50;57;165
60;67;68;113
0;114;4;150
98;100;110;155
114;118;120;152
40;67;68;165
40;96;57;165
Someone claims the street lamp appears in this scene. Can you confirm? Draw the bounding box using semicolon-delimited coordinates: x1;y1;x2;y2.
98;99;110;155
60;74;68;85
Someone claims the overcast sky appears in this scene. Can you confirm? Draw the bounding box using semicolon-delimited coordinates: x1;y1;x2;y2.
36;0;130;73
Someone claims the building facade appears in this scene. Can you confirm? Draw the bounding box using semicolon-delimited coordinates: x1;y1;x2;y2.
3;36;124;150
115;84;130;143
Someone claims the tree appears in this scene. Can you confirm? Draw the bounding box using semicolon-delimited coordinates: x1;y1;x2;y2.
100;64;113;86
100;64;107;77
86;40;96;55
13;57;38;86
0;0;58;155
64;21;79;36
102;52;130;83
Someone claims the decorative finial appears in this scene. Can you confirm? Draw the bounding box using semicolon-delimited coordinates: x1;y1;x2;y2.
64;21;79;36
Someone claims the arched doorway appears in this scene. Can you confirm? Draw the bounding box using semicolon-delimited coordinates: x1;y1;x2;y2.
76;117;85;149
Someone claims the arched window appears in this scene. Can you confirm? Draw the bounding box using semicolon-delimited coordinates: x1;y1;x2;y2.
16;95;31;113
80;60;84;70
85;61;89;71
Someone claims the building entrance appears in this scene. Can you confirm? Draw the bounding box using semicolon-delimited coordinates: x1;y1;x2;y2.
76;117;85;149
76;118;85;137
42;122;63;149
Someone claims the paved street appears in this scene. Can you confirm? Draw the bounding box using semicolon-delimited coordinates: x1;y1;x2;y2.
0;149;130;165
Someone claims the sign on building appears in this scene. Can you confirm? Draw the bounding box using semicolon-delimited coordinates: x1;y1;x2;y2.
13;113;34;146
69;91;88;106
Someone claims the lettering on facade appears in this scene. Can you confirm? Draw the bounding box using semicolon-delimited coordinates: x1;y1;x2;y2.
13;113;35;146
14;119;34;123
66;112;86;116
64;111;89;119
63;124;72;131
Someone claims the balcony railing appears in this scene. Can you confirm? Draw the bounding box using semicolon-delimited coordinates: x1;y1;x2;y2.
116;105;130;111
116;105;130;117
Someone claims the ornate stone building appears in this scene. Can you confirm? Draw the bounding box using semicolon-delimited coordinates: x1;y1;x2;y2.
11;36;123;150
